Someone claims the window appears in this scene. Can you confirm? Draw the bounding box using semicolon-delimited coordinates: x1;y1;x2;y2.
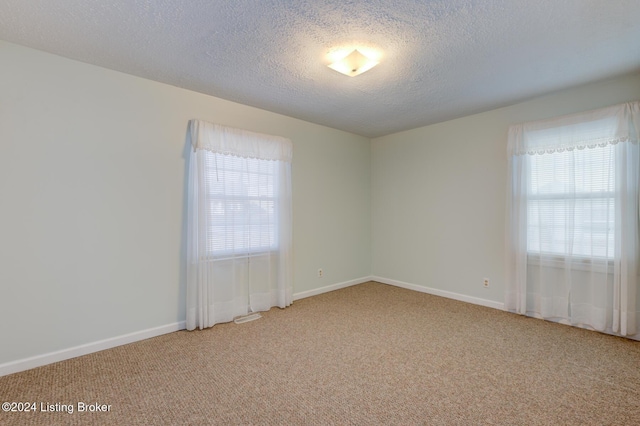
506;101;639;337
186;120;293;330
526;143;615;259
204;153;279;256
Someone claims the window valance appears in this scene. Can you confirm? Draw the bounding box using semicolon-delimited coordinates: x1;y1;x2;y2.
508;101;640;156
189;119;292;162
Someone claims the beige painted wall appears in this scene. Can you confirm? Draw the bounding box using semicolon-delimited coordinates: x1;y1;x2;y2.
0;41;371;365
371;72;640;304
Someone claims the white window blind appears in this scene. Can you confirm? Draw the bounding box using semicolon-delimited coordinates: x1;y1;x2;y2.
204;153;278;256
526;144;615;258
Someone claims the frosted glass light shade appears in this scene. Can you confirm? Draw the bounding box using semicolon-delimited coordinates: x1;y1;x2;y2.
328;49;379;77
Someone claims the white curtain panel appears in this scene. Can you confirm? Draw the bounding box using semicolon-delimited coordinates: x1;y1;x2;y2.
186;120;293;331
506;101;640;338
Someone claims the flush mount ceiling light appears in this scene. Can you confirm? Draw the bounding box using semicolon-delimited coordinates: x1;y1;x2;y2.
328;49;379;77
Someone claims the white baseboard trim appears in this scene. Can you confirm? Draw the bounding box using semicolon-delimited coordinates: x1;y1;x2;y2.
2;276;495;377
293;276;373;301
372;276;505;311
0;321;186;377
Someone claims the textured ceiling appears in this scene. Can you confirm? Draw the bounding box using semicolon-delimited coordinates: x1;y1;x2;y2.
1;0;639;138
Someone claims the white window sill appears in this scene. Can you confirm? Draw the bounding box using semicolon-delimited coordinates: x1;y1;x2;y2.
527;253;613;273
202;249;278;262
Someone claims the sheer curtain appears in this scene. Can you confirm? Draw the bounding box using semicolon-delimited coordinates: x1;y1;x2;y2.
186;119;293;331
506;101;640;338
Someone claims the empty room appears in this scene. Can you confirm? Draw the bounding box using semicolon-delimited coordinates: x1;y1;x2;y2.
1;1;639;425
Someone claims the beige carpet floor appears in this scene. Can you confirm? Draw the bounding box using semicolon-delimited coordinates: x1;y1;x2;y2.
1;281;639;425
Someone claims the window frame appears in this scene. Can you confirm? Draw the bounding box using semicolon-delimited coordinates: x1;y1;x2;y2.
203;152;280;259
524;145;616;261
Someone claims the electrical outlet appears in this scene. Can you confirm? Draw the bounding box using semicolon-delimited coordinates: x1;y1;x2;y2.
318;268;323;278
483;278;490;288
